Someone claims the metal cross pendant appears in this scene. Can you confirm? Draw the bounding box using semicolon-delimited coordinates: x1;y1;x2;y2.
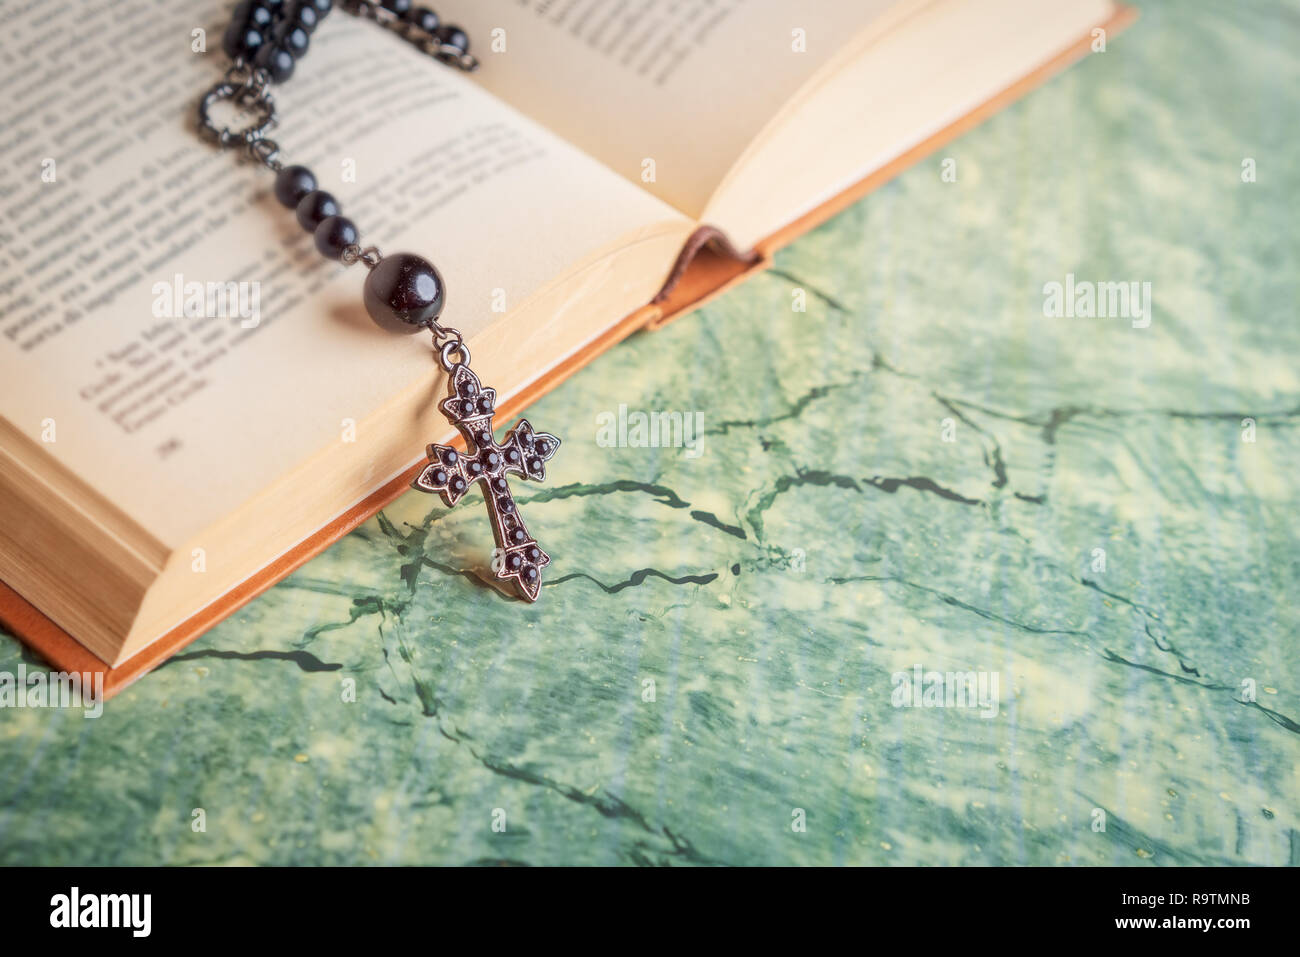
412;361;560;601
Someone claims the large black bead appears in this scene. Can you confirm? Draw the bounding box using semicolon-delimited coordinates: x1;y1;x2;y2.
295;190;339;231
314;215;358;260
381;0;412;14
273;164;316;208
362;253;445;334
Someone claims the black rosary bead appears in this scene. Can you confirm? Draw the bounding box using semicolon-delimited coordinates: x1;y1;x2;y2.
247;2;275;28
381;0;413;15
277;23;310;58
222;23;265;59
254;41;296;81
292;4;319;32
405;7;439;33
314;215;358;260
436;24;469;54
273;165;317;208
362;253;445;333
307;0;333;14
295;190;340;231
230;1;262;28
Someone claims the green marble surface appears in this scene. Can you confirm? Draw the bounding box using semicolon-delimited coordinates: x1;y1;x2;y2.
2;0;1297;866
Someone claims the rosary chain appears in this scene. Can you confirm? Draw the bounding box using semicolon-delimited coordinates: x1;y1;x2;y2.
341;0;479;71
200;0;477;167
199;2;472;358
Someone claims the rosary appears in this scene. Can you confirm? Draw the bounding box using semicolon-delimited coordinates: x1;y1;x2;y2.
198;0;560;602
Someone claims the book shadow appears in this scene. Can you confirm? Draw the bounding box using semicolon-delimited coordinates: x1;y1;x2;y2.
325;298;378;338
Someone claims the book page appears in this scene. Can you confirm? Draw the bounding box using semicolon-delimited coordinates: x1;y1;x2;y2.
443;0;927;218
703;0;1118;249
0;0;688;549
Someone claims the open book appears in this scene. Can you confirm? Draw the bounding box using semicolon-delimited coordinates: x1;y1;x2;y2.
0;0;1126;686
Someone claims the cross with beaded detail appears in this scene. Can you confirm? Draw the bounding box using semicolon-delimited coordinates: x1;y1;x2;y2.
412;362;560;601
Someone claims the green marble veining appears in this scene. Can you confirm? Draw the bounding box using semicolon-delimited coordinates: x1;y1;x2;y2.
1;0;1297;865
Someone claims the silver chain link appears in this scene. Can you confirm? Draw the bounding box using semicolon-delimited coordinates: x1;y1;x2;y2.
431;321;468;370
197;58;281;167
340;244;383;268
